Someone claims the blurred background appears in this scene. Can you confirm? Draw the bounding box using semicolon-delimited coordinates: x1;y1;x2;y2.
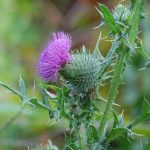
0;0;150;149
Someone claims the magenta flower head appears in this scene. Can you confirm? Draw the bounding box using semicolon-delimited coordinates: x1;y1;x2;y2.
37;31;72;82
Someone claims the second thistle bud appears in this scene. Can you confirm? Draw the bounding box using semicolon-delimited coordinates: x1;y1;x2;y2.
112;4;132;25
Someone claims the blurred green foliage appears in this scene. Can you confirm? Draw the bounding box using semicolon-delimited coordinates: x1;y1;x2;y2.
0;0;150;149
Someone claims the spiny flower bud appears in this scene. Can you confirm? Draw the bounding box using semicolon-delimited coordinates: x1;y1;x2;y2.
61;48;101;92
112;4;131;24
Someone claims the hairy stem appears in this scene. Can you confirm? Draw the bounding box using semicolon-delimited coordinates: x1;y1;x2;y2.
98;0;143;141
98;46;126;140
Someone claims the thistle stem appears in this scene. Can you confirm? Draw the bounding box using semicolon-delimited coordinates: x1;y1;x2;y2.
98;46;126;141
98;0;143;141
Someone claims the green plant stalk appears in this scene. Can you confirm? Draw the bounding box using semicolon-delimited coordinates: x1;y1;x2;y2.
79;125;87;150
98;46;126;140
129;0;143;44
98;0;143;141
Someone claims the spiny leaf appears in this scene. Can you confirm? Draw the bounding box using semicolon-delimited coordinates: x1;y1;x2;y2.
98;4;115;25
42;84;61;93
143;99;150;113
0;81;22;97
127;99;150;128
88;125;99;141
113;111;119;128
97;4;121;34
19;75;26;96
106;127;129;142
113;111;123;128
137;40;150;59
30;97;51;111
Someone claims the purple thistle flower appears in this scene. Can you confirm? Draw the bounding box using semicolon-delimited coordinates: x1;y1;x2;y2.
37;31;72;82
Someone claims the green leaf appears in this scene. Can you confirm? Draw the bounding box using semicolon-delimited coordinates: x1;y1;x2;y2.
30;97;50;111
40;83;67;119
0;81;22;97
113;111;123;128
109;23;121;35
127;99;150;128
98;4;115;25
40;83;62;95
56;88;65;117
143;99;150;113
40;88;50;105
113;111;119;128
97;4;121;35
137;40;150;59
49;110;61;120
46;84;61;93
19;75;26;96
88;125;99;141
106;127;128;142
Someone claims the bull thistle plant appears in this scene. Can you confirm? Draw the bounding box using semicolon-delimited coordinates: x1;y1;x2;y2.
1;0;150;149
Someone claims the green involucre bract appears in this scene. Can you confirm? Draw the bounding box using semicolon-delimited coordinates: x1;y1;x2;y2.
61;49;101;92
